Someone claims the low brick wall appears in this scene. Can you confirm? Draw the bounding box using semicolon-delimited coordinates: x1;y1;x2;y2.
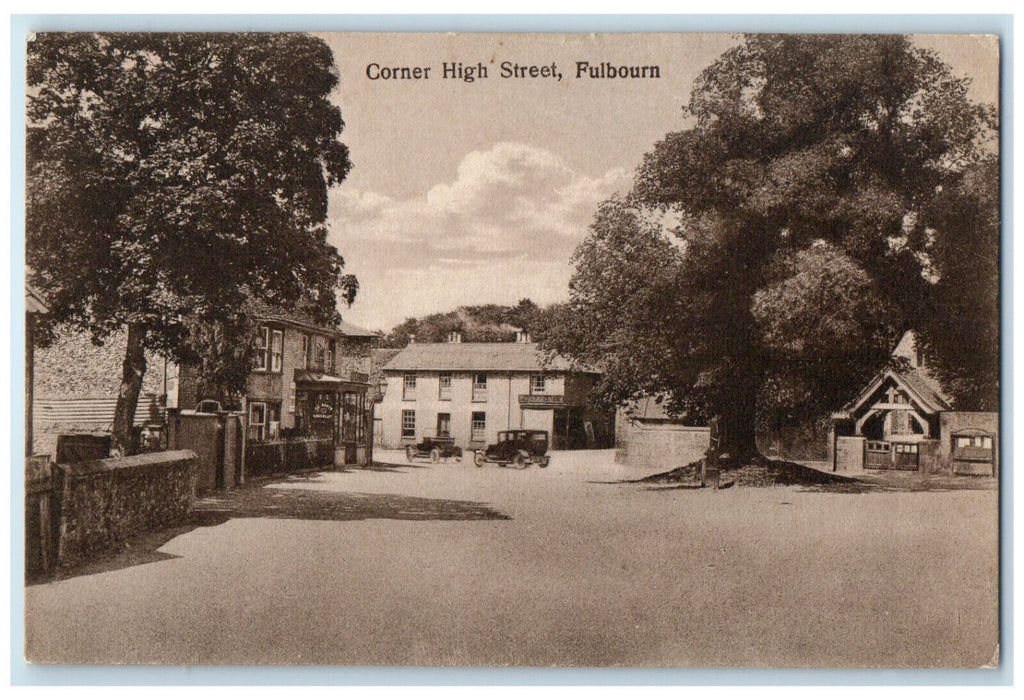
53;450;197;568
247;438;333;476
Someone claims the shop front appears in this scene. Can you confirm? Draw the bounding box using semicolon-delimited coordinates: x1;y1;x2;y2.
294;370;372;466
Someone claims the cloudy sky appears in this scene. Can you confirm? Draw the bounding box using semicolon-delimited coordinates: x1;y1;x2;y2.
318;33;999;332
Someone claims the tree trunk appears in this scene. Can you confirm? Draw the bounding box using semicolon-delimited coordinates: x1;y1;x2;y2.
111;323;147;456
716;374;761;462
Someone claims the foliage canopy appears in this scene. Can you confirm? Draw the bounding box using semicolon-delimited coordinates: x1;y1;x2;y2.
27;32;356;450
543;35;998;454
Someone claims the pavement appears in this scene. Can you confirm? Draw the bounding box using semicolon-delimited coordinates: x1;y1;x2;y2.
25;449;999;667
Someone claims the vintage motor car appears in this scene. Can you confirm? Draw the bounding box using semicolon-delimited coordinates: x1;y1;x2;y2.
473;430;551;469
405;435;463;463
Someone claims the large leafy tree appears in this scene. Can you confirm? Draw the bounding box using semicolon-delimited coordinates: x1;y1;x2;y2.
27;33;357;453
545;35;997;458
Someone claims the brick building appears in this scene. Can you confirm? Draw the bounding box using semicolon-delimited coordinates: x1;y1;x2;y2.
378;332;613;451
178;314;378;465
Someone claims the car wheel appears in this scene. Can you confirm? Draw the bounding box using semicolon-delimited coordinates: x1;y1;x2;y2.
430;448;441;464
473;451;485;467
512;452;527;469
405;445;415;462
539;457;550;468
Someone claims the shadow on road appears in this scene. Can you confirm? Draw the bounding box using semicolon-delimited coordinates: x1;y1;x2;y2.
194;483;510;524
607;458;998;494
29;479;509;586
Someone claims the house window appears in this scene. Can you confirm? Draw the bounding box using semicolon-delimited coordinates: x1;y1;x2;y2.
437;412;451;437
299;334;309;369
248;402;280;442
530;374;546;394
312;335;335;373
472;373;487;402
254;326;282;373
404;372;418;400
438;372;452;400
471;411;486;442
270;330;283;372
254;326;270;371
402;410;416;440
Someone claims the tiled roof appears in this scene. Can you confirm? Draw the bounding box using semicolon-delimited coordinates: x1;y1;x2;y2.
250;298;377;339
900;367;951;411
337;320;379;338
623;396;679;421
382;342;589;373
845;366;951;416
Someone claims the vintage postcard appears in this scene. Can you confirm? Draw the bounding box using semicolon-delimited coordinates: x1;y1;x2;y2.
22;30;1001;669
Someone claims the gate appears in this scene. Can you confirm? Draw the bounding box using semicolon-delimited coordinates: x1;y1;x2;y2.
892;442;920;471
864;440;892;470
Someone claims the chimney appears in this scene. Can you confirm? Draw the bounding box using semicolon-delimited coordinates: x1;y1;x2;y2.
449;331;462;343
409;333;416;344
516;330;531;344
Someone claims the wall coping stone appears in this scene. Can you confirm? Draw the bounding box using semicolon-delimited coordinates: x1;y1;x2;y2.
55;450;197;477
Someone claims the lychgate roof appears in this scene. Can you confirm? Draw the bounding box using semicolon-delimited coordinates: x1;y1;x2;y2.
382;342;590;373
843;366;951;418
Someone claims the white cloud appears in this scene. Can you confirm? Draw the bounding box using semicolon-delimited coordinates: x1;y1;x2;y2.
328;142;630;330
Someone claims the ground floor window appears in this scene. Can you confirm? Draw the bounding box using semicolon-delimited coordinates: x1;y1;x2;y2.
402;410;416;439
437;412;451;437
248;401;280;442
471;411;486;442
295;391;338;441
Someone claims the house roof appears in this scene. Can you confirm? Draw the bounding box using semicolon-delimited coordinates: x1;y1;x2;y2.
337;320;379;338
623;396;682;422
250;298;378;339
258;314;378;339
382;342;589;373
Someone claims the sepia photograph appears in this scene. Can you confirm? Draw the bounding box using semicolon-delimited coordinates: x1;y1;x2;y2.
20;28;1001;670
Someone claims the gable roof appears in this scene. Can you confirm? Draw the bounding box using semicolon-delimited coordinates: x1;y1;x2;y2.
382;342;589;373
845;366;951;417
839;330;953;418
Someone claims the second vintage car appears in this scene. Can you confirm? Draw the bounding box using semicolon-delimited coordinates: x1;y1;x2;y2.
406;435;463;463
473;430;551;469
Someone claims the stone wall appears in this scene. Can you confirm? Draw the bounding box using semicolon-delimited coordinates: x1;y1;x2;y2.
53;450;196;568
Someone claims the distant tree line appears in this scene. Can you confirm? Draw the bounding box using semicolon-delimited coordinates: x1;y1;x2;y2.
380;299;550;347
